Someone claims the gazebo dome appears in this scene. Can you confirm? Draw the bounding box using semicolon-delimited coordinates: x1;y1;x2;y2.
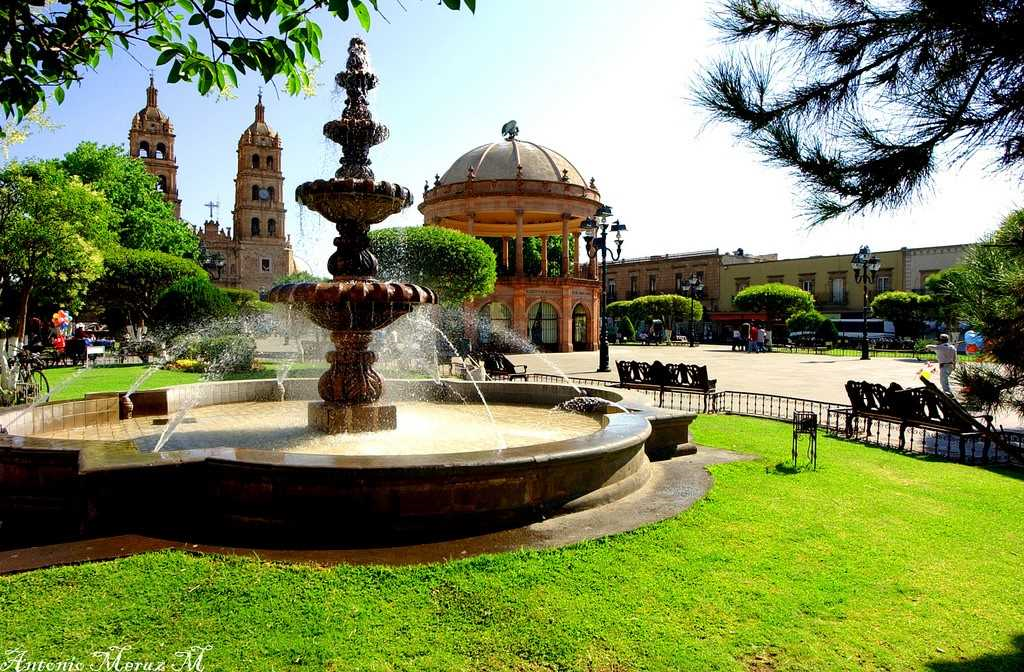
439;139;588;187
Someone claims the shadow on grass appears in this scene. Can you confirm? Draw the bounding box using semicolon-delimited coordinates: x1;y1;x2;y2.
927;634;1024;672
767;461;818;476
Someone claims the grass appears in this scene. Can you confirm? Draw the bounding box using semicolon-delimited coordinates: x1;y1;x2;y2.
39;362;328;402
2;416;1023;671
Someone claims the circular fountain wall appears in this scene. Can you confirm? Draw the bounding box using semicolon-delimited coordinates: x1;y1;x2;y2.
0;379;658;547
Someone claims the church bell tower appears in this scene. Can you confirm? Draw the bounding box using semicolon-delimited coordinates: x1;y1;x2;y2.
128;76;181;218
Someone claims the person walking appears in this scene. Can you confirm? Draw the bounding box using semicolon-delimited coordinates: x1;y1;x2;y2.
756;323;767;353
731;327;742;351
748;323;758;353
927;334;958;394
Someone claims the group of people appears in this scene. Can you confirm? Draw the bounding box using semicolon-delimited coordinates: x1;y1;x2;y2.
730;322;771;353
23;317;114;365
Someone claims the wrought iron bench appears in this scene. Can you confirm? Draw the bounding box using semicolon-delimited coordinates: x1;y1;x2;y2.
471;351;528;381
615;360;716;409
844;378;1009;462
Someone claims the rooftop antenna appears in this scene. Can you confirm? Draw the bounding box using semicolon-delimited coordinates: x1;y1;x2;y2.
501;120;519;141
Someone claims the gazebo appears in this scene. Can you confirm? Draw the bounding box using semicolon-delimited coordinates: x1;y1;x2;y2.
419;125;603;352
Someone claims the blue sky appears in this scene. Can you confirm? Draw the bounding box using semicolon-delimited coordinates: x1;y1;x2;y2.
8;0;1022;273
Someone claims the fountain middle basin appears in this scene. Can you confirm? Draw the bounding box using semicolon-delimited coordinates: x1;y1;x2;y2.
0;379;670;546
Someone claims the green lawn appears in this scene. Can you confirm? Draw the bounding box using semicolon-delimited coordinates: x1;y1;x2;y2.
40;362;328;401
2;416;1022;671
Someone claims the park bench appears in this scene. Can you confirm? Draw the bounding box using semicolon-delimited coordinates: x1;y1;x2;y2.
843;378;1009;462
615;359;716;409
472;351;528;381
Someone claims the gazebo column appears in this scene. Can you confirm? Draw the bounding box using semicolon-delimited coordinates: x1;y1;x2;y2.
559;285;572;352
540;235;549;277
515;210;525;278
466;212;475;236
513;285;528;339
501;236;510;272
560;214;570;278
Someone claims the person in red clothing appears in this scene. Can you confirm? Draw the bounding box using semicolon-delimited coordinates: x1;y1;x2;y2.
748;323;758;353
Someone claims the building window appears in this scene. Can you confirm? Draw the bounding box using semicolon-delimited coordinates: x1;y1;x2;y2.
767;274;784;284
735;277;750;293
251;185;260;201
876;272;892;292
155;143;166;159
608;279;617;301
528;301;559;347
675;273;683;291
260;258;271;273
250;217;260;236
629;276;638;295
156;175;167;193
251;154;260;169
696;270;704;283
830;276;846;304
648;275;657;293
268;186;275;201
800;275;815;293
266;156;274;170
138;141;151;157
267;218;277;236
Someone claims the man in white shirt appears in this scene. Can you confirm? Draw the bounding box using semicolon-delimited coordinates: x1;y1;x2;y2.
927;334;958;394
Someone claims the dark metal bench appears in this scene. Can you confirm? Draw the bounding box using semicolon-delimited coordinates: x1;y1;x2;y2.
472;351;527;381
844;378;1009;462
615;360;716;409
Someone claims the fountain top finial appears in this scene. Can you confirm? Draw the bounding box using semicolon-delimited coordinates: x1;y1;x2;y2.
322;37;389;180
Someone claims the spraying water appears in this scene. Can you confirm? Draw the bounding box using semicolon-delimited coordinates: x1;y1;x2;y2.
1;365;90;431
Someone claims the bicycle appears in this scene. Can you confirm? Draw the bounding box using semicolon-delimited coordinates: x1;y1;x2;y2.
1;347;50;405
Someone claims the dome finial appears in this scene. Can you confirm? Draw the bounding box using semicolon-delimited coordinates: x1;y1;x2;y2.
501;120;519;141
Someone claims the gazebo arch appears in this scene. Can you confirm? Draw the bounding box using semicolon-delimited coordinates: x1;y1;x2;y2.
572;303;590;350
527;300;559;350
477;301;512;345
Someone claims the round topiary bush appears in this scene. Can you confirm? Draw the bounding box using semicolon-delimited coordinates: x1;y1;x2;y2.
154;275;235;330
370;226;497;306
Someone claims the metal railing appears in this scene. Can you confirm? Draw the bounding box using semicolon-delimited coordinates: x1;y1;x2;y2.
524;373;1021;466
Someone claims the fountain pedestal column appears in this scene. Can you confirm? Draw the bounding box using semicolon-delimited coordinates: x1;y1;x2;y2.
310;330;396;433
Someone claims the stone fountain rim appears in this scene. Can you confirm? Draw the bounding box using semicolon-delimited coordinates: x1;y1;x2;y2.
1;379;655;474
266;280;438;306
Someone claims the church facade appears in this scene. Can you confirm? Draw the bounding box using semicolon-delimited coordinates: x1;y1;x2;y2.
129;80;296;294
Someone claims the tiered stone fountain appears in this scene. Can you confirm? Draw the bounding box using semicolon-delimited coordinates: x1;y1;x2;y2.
268;37;437;433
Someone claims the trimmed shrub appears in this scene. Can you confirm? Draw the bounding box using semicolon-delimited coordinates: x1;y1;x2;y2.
183;335;257;373
815;318;839;343
606;300;632;319
734;283;814;324
870;290;932;338
154;276;234;329
618;316;636;341
371;226;497;306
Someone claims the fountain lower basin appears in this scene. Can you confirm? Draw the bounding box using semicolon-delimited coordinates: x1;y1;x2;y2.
0;379;696;548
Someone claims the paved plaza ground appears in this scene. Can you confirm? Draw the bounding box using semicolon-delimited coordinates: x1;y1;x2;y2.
509;345;1023;430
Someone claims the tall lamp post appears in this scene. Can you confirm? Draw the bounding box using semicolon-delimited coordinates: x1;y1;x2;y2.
850;245;881;360
685;272;704;347
581;206;626;373
199;241;226;281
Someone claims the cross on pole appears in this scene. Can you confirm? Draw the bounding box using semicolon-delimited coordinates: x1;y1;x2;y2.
204;200;219;220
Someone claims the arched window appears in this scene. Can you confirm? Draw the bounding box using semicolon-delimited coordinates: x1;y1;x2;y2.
266;155;274;170
138;141;150;157
267;218;277;236
251;154;260;169
527;302;559;348
155;143;166;159
251;185;260;201
250;217;260;236
477;302;512;345
572;304;589;348
156;175;167;193
267;186;275;201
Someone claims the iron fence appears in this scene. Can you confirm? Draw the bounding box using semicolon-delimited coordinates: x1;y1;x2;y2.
524;373;1021;466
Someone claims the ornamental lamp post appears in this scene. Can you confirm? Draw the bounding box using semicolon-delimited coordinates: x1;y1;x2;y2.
850;245;881;360
685;272;704;347
199;241;226;281
581;206;625;373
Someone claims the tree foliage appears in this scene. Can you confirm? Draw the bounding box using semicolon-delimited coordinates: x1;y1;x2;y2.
697;1;1024;223
786;309;828;334
60;142;199;258
92;247;206;330
0;161;111;338
923;266;969;334
371;226;496;306
604;295;702;326
950;210;1024;416
870;290;932;338
0;0;476;131
733;283;814;324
